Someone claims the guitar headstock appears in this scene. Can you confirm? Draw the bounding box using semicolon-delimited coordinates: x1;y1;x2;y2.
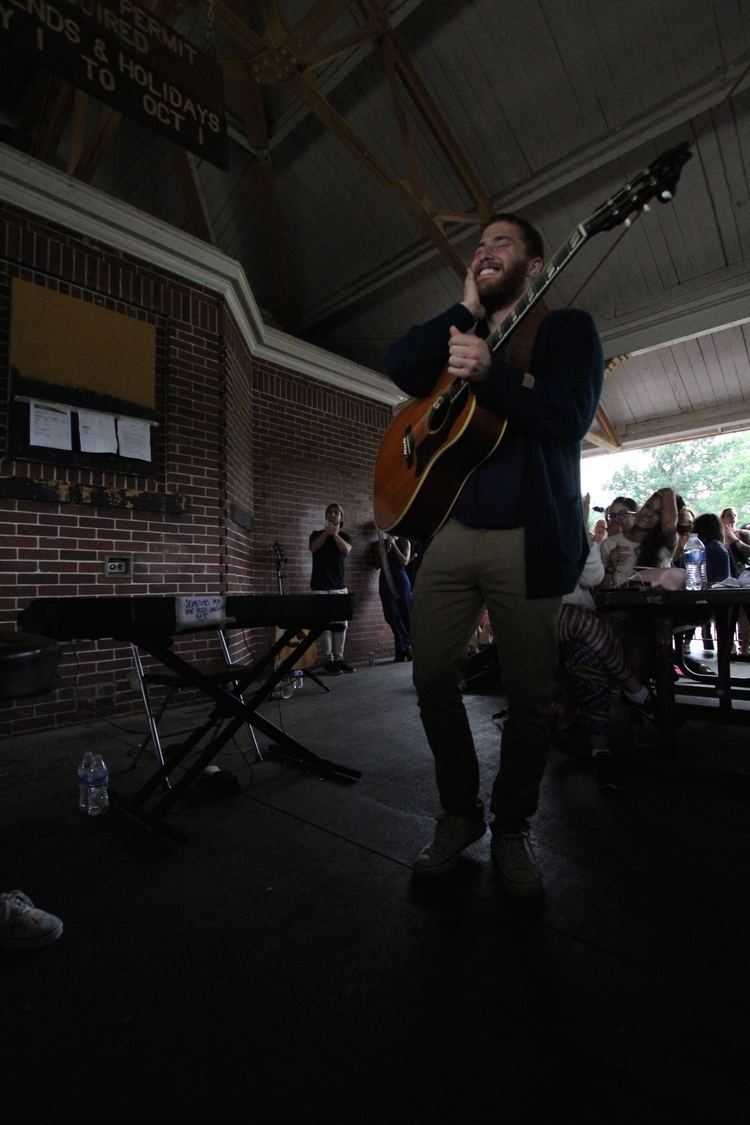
273;541;288;569
584;141;692;237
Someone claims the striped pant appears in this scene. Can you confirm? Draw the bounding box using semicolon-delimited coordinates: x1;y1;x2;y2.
559;604;630;737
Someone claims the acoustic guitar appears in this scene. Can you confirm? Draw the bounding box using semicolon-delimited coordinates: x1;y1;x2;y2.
373;142;692;542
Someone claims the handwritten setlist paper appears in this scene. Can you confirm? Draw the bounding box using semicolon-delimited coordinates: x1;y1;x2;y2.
117;417;152;461
30;402;72;450
79;410;118;454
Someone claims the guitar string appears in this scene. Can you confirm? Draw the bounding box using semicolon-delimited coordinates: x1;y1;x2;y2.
566;59;750;310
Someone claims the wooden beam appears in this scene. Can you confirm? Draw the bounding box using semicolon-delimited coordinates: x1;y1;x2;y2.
169;144;216;244
360;0;493;218
582;355;627;450
17;69;73;163
212;0;489;279
380;37;424;202
71;106;122;183
238;77;297;330
68;0;189;183
66;89;89;176
302;26;381;70
284;66;469;276
256;0;286;43
584;430;622;452
585;405;622;451
286;0;355;57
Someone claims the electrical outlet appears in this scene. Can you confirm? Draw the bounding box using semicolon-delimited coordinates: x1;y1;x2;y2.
105;555;132;578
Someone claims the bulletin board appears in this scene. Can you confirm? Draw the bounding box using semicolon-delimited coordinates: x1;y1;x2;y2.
7;279;162;472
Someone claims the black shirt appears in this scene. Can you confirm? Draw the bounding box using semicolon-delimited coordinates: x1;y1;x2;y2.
309;531;351;589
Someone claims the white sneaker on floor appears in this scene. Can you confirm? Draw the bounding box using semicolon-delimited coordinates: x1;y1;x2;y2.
413;815;486;877
0;891;63;950
492;832;542;897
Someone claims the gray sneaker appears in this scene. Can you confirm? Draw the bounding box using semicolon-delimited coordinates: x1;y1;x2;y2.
0;890;63;950
413;815;486;877
492;832;542;896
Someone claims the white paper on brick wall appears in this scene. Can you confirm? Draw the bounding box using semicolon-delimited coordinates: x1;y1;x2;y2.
117;417;152;461
29;402;72;450
78;410;118;454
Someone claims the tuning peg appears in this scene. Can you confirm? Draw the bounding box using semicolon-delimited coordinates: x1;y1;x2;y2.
624;218;632;227
642;204;651;213
659;188;674;201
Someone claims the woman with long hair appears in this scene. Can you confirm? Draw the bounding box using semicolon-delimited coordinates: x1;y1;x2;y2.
597;488;681;590
596;488;682;695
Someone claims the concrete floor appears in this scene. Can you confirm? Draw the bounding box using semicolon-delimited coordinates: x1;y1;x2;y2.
2;652;749;1122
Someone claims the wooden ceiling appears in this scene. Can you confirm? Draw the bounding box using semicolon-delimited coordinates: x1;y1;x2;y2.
1;0;749;455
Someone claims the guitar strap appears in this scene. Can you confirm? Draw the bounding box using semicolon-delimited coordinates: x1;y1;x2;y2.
502;298;551;370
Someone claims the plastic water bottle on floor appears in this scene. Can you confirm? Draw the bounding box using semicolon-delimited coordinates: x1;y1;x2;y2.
87;754;109;816
684;533;707;590
293;669;304;689
78;752;94;812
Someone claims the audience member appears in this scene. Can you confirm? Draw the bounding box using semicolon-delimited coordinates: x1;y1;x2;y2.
673;506;696;565
598;488;680;588
559;540;655;789
376;534;413;661
720;507;750;574
606;496;638;537
693;513;732;584
720;507;750;653
597;488;681;685
592;519;607;545
309;502;354;675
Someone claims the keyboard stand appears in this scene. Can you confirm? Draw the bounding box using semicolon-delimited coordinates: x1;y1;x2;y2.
112;623;361;842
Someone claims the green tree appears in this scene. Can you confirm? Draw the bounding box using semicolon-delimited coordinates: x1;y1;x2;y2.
602;433;750;523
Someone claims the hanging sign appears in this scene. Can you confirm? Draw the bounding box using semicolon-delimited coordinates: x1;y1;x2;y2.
0;0;228;169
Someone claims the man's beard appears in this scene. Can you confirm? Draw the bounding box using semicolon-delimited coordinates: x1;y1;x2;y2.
476;258;531;315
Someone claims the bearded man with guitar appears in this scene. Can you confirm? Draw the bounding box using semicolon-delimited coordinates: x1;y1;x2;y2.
384;213;603;894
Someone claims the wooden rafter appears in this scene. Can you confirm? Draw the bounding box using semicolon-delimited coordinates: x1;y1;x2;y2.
169;144;216;245
20;0;187;187
237;75;297;329
16;69;73;162
66;90;89;176
211;0;493;281
583;354;631;451
71;106;122;183
67;0;190;184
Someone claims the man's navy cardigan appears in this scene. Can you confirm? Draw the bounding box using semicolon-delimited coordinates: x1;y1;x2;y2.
383;303;604;599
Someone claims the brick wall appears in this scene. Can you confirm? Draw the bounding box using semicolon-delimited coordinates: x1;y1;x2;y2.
0;199;393;737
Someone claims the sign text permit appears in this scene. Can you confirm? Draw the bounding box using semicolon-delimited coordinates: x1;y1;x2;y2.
0;0;228;169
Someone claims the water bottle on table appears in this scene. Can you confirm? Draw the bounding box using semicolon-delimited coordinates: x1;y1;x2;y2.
683;533;707;590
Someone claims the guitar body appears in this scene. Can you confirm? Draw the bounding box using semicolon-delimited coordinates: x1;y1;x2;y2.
276;627;318;671
373;367;507;541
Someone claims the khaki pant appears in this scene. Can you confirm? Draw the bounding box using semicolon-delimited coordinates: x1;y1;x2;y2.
411;521;561;832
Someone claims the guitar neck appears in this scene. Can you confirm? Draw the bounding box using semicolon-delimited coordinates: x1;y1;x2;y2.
486;224;590;352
